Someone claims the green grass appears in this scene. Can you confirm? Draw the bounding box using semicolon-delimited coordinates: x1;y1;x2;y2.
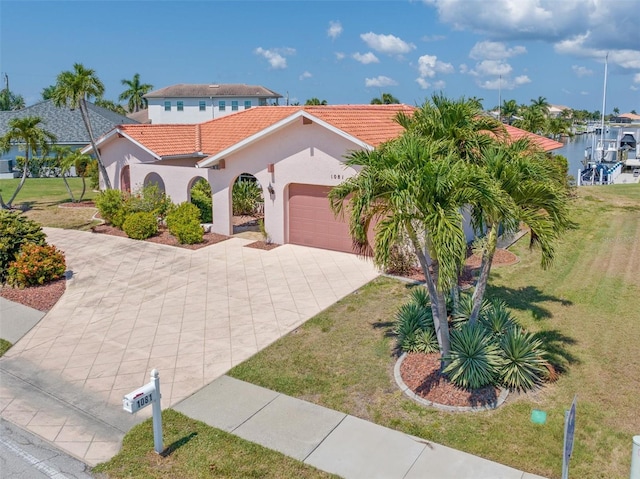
94;410;337;479
0;339;12;357
0;177;99;229
229;184;640;479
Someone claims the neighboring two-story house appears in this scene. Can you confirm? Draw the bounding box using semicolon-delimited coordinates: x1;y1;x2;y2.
142;84;282;124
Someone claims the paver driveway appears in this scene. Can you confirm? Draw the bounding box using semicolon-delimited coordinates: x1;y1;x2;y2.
0;228;379;465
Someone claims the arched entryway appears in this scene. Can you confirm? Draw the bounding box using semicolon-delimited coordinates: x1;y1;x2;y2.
120;165;131;193
143;172;165;193
188;177;212;223
231;173;264;237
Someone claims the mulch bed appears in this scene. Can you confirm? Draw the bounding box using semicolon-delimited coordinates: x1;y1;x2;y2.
90;224;230;250
244;241;280;251
0;278;66;312
400;352;502;408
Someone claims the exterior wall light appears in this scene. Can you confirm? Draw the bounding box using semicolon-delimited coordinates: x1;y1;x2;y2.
267;183;275;196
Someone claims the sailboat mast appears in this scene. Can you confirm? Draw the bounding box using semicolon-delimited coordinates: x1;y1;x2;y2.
600;53;608;159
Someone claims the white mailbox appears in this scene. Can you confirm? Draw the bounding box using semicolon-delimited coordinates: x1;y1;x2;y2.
122;382;157;414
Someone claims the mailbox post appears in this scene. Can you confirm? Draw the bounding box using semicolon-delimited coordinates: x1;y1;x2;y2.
123;369;163;454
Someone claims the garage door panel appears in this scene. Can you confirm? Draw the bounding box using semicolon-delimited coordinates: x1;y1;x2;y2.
288;184;354;253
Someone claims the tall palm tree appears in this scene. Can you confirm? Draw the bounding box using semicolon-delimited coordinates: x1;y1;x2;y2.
52;63;112;189
119;73;153;112
329;133;503;360
0;89;25;111
501;99;519;124
0;116;56;209
467;139;574;322
370;93;400;104
41;85;56;101
513;107;546;134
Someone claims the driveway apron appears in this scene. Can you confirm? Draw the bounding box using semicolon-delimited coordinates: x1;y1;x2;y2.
0;228;379;466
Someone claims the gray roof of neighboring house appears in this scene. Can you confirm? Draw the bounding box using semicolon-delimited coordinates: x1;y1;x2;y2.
144;84;282;99
0;100;138;144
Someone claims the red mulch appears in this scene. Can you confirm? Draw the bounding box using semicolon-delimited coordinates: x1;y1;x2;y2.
0;278;66;312
400;352;501;408
90;224;229;250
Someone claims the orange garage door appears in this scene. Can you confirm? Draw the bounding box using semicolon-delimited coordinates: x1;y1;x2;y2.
288;184;355;253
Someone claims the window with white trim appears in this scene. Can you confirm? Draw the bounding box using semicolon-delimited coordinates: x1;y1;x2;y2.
177;101;184;111
231;100;238;111
164;101;171;111
244;100;251;109
199;101;206;111
219;100;226;111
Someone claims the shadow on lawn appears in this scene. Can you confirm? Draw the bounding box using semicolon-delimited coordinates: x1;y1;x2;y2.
486;284;573;320
161;432;198;457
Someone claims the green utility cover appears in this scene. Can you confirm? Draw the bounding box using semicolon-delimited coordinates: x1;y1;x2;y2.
531;409;547;424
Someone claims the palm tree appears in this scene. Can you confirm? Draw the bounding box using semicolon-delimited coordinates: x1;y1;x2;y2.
512;107;546;134
501;99;519;124
95;98;127;115
530;96;550;116
0;116;56;209
119;73;153;112
304;98;327;105
467;139;574;322
370;93;400;104
0;89;25;111
41;85;56;101
52;63;112;189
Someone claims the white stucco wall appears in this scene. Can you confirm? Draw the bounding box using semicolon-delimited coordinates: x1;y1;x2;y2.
147;97;267;124
204;118;363;243
100;137;158;191
129;163;209;205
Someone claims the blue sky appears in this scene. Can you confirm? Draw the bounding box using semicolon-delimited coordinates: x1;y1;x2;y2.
1;0;639;113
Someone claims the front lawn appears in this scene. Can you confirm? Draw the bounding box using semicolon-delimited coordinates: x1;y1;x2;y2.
94;410;337;479
0;177;99;229
229;185;640;479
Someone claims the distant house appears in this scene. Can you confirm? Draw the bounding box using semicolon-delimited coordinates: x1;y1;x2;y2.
548;104;572;118
85;104;563;253
619;112;640;122
0;100;137;177
141;84;282;124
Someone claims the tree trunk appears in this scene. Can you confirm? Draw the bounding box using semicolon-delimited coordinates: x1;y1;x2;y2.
62;172;76;203
406;225;451;360
80;99;112;189
78;176;86;202
470;223;499;324
5;149;30;208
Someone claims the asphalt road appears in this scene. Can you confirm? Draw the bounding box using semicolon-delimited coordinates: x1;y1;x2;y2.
0;418;95;479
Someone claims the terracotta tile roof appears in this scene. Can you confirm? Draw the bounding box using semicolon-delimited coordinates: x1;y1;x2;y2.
503;124;564;152
199;107;300;155
144;84;281;99
118;124;200;157
112;105;561;159
301;104;415;147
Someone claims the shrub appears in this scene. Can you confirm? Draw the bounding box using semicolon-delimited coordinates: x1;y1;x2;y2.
122;212;158;240
232;179;262;216
395;302;434;353
190;179;212;223
95;189;125;225
0;211;46;284
128;183;172;219
85;160;99;189
480;300;517;340
166;202;203;245
498;327;548;391
443;322;503;390
385;244;416;276
7;243;66;287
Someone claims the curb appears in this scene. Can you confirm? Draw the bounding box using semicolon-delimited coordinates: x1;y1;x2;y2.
393;353;509;412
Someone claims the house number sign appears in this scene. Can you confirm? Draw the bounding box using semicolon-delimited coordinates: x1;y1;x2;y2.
331;174;344;180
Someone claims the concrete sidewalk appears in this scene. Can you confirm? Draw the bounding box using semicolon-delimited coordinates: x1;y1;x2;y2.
175;375;547;479
0;297;46;344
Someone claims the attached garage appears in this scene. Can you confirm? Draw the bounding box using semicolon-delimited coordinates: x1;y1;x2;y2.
288;183;354;253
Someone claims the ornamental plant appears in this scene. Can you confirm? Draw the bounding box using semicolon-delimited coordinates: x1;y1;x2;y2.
190;179;212;223
166;202;203;244
232;179;262;216
7;243;66;287
0;211;46;284
122;212;158;240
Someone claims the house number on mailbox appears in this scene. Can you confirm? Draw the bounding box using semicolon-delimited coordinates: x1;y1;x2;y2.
331;174;344;180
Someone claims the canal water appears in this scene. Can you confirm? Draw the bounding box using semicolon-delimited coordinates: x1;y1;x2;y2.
555;127;620;180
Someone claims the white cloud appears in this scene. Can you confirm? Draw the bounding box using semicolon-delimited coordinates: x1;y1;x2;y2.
299;71;312;80
572;65;593;77
433;80;446;89
473;60;513;76
365;76;398;87
417;54;454;78
634;73;640;83
416;78;431;89
421;34;446;42
580;91;589;95
254;47;295;69
478;74;530;90
335;52;346;61
352;52;380;64
360;32;416;55
328;21;343;40
469;41;526;60
630;85;638;91
459;63;469;74
425;0;640;69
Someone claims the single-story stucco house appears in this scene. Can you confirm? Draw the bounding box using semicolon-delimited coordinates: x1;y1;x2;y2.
86;104;563;253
